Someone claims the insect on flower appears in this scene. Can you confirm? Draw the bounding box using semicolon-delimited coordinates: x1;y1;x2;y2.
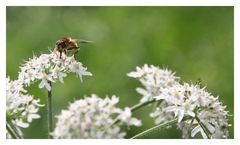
55;37;93;58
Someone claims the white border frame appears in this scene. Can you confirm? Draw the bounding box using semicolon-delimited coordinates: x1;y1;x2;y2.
1;0;237;6
0;0;239;145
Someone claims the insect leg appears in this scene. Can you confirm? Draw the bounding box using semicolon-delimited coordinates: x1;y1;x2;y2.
60;52;62;59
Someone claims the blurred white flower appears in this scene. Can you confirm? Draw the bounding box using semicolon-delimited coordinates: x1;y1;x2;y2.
129;64;230;139
6;77;43;137
118;107;142;126
52;94;142;139
18;51;92;91
70;61;92;82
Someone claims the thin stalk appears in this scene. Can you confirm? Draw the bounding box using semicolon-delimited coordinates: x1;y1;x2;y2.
195;116;211;139
47;81;53;139
130;116;191;139
6;122;17;139
110;100;156;127
131;100;156;112
7;120;22;139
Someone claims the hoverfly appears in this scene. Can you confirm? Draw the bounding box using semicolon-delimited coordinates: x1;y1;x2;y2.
55;37;93;58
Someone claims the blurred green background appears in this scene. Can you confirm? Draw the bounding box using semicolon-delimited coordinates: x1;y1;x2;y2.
7;6;234;139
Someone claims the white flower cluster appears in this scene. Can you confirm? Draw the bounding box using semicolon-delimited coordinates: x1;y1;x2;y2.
18;51;92;91
127;64;179;103
128;64;230;139
7;50;92;138
52;94;142;139
6;77;43;132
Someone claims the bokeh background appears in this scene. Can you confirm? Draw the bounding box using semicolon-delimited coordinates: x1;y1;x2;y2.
7;6;234;139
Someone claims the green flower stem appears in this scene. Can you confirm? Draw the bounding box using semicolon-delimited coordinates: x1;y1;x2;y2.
110;100;156;127
7;120;22;139
195;115;211;139
131;100;156;112
47;81;53;139
6;122;17;139
130;116;191;139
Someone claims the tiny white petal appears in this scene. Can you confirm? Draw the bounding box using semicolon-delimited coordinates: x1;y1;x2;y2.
16;121;29;128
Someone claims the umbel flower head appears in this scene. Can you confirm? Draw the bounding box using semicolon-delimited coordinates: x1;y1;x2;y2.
6;77;43;138
7;49;92;138
127;64;179;103
52;94;142;139
128;64;230;139
18;51;92;91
